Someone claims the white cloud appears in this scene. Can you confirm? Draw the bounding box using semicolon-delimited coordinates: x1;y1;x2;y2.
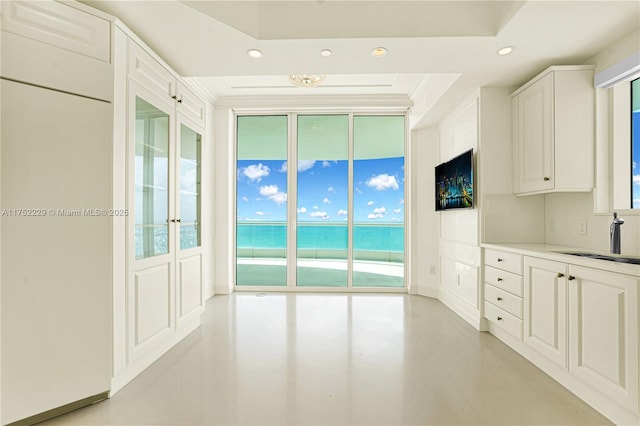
270;192;287;205
367;201;375;206
298;160;316;172
322;160;331;168
297;207;307;213
323;197;331;204
337;209;348;216
368;206;386;220
355;187;363;194
255;211;265;216
243;163;270;182
259;185;279;197
241;196;249;202
366;174;399;191
310;211;329;219
394;208;402;214
313;205;319;210
279;161;288;172
634;161;638;169
373;207;386;214
327;186;335;193
633;174;640;185
399;198;405;204
259;184;287;205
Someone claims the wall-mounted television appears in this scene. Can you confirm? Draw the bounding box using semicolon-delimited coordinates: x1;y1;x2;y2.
435;148;474;211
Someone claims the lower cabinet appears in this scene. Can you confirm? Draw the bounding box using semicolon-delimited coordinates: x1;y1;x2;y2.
484;248;640;423
523;257;568;368
568;265;638;413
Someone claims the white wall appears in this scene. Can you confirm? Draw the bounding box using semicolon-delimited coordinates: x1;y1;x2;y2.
543;27;640;256
410;127;440;297
203;103;216;298
213;107;235;294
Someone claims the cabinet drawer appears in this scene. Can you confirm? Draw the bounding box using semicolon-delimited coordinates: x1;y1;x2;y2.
485;301;522;340
484;265;523;297
485;249;522;275
485;284;522;318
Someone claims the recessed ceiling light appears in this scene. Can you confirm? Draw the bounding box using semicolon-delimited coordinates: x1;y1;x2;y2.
371;47;387;57
320;49;332;57
247;49;262;58
497;46;514;56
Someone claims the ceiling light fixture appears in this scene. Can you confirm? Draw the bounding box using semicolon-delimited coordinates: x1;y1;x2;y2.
320;49;332;57
371;47;387;57
288;74;326;88
247;49;262;58
497;46;514;56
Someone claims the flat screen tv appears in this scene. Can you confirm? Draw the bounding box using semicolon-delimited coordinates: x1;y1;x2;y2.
435;148;474;211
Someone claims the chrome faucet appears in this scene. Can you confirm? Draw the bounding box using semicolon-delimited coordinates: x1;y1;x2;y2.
610;212;624;254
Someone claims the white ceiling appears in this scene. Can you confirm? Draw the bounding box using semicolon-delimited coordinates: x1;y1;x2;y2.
83;0;640;128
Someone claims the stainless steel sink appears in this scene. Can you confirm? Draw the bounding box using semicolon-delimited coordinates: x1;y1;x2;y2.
558;252;640;265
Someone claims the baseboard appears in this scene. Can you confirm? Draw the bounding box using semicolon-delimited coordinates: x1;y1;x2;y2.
416;286;439;299
5;392;109;426
438;290;482;330
110;316;201;396
214;283;233;295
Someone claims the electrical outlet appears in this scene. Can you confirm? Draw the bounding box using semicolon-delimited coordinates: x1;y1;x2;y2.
577;221;587;235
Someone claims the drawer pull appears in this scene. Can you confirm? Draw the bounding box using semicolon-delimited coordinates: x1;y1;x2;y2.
497;277;503;282
497;258;504;262
557;273;564;278
568;275;575;281
543;177;550;181
496;297;503;301
497;316;503;321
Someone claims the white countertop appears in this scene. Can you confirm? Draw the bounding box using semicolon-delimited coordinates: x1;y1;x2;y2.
481;243;640;277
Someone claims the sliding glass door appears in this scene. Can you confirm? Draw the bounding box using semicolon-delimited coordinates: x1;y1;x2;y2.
235;113;405;289
353;116;405;287
236;115;288;286
296;115;349;287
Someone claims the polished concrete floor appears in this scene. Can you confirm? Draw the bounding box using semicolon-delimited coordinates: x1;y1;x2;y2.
42;294;611;425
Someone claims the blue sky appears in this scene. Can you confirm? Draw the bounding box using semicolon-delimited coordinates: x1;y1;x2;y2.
237;157;404;223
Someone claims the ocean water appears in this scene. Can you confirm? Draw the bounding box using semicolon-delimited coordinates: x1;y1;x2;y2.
237;222;404;252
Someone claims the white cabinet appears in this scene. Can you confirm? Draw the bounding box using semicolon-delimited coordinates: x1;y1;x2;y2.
111;27;208;394
523;257;568;368
128;39;206;126
483;249;523;340
568;265;638;413
512;66;595;195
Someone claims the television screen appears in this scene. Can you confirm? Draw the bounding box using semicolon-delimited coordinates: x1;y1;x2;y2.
435;148;474;211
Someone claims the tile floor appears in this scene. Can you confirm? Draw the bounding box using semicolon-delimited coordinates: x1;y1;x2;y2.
41;293;612;425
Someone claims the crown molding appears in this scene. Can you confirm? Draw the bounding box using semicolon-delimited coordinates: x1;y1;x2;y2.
214;94;412;111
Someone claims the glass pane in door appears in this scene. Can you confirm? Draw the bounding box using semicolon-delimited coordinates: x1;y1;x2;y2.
353;116;405;287
179;124;201;250
297;115;349;287
236;115;288;286
134;97;170;259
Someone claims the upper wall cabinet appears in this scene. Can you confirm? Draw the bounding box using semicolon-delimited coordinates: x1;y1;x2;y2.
128;39;206;126
512;66;595;195
0;0;113;101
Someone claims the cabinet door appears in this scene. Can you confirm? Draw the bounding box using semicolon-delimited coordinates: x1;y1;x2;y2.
176;82;206;127
523;257;568;367
515;73;554;194
568;266;638;412
129;83;176;360
175;115;204;329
